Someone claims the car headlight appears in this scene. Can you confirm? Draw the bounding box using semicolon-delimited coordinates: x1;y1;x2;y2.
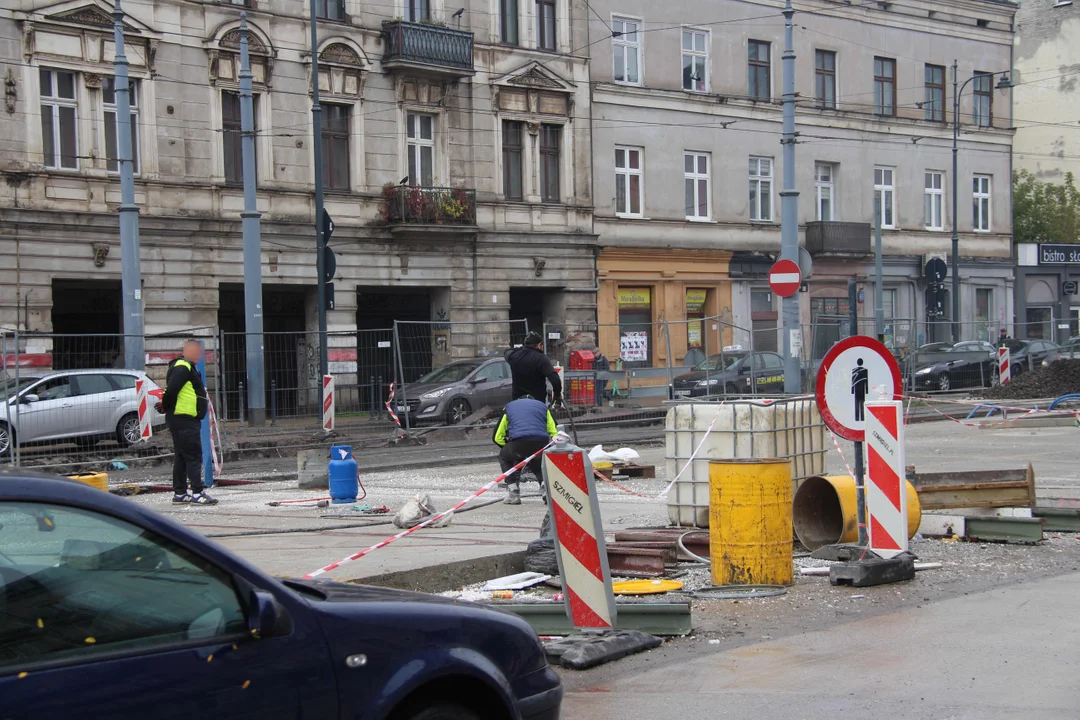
915;368;932;376
696;379;720;387
421;387;453;399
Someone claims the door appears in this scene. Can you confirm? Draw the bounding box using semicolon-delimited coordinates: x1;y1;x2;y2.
16;375;78;444
471;361;511;409
0;500;337;719
752;353;786;393
71;374;124;438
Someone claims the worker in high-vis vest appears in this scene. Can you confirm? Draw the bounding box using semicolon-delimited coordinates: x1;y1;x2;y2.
493;395;557;505
160;339;216;505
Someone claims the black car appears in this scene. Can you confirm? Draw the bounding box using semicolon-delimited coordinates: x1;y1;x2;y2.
1005;339;1058;377
912;341;997;391
671;351;786;397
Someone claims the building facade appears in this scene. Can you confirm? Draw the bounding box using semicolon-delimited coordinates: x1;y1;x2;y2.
586;0;1016;368
1013;0;1080;338
0;0;597;408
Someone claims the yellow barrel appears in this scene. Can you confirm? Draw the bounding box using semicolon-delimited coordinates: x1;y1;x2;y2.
709;458;793;587
792;475;921;551
66;472;109;492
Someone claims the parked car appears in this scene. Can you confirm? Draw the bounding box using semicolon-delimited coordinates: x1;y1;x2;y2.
0;471;562;719
671;350;787;397
397;358;513;425
1043;337;1080;365
1;370;165;456
912;343;998;392
1002;339;1058;377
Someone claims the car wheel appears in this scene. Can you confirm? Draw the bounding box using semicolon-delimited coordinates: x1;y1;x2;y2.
937;374;951;392
446;399;472;425
0;423;13;457
393;703;480;720
116;413;141;447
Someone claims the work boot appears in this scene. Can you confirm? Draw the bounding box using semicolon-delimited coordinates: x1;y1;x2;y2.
504;484;521;505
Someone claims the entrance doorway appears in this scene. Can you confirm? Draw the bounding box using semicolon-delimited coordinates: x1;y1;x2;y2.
509;289;548;345
50;279;122;369
356;287;430;387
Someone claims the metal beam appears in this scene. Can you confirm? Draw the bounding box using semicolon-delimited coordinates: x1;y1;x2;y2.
964;516;1046;543
1033;508;1080;532
499;603;692;637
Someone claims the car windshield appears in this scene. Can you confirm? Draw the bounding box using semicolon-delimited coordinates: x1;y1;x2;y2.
919;343;953;353
416;362;482;384
2;377;42;400
694;353;748;372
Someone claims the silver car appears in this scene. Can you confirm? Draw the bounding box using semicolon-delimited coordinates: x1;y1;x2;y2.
397;358;514;425
1;369;165;455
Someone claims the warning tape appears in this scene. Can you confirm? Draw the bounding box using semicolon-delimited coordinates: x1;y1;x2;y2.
592;468;655;499
303;437;559;578
385;383;405;437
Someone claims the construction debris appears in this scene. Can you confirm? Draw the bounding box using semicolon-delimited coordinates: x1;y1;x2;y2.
980;359;1080;400
482;572;552;592
544;631;663;670
909;465;1036;511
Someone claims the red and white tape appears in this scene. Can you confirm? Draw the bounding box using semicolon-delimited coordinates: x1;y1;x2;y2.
385;383;405;436
303;438;558;578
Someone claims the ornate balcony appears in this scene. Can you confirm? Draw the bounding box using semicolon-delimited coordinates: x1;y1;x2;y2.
382;21;474;78
380;185;478;233
805;221;872;256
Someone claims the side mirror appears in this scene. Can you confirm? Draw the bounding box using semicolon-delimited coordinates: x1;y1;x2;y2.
248;590;293;640
21;394;39;404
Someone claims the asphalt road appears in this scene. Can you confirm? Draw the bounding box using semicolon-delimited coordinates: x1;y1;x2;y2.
563;571;1080;719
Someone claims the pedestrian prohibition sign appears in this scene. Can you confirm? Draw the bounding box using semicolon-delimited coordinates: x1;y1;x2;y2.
815;335;902;441
768;258;802;298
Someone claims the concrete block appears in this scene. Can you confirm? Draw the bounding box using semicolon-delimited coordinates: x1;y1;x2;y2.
545;631;663;670
919;514;965;538
297;448;328;490
830;553;916;587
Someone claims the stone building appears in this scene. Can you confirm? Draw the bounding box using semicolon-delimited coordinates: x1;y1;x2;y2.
0;0;596;411
584;0;1016;368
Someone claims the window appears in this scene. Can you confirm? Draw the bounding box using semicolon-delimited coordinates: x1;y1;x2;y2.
617;288;652;368
748;156;773;222
973;174;991;231
39;68;78;170
815;50;836;109
924;64;945;122
501;0;519;44
874;167;895;229
222;91;257;186
814;163;834;221
316;0;345;20
406;113;435;187
502;120;524;200
539;124;561;202
537;0;557;51
684;152;710;220
476;362;509;382
924;171;944;230
322;104;350;191
973;72;992;127
405;0;429;22
874;57;896;116
748;41;770;100
103;77;139;174
0;501;247;670
682;29;708;92
612;18;640;85
108;374;137;391
32;376;73;401
74;374;116;396
615;146;643;217
882;288;897;322
976;288;992;341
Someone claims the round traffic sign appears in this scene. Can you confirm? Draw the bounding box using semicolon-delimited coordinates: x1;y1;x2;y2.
815;336;902;441
769;259;802;298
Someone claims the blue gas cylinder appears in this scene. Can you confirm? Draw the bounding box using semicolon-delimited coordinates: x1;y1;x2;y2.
328;445;359;504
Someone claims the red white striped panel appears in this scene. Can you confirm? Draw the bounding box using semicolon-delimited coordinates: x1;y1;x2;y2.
135;378;152;440
322;375;335;432
865;401;907;559
998;347;1011;384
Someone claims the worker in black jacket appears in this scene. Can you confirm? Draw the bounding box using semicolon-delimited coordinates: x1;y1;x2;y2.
159;339;216;505
505;331;563;403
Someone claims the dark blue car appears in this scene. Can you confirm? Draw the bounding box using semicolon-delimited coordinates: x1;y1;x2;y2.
0;471;561;720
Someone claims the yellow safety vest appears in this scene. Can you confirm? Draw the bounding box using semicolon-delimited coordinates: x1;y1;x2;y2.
173;359;199;417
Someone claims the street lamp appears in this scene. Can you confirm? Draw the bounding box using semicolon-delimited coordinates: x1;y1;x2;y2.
950;60;1012;343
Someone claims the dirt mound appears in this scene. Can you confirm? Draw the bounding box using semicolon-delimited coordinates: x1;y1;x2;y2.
979;360;1080;400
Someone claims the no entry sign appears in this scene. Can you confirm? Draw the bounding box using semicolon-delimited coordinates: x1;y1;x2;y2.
769;259;802;298
815;336;902;441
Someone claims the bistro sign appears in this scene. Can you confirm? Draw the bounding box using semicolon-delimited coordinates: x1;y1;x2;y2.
1038;244;1080;265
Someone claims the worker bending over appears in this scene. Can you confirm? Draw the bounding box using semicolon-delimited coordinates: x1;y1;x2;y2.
493;395;558;505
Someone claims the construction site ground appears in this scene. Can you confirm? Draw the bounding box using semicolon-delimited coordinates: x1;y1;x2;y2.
121;419;1080;701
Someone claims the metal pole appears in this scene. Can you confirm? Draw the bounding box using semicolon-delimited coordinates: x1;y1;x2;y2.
848;279;867;546
874;195;884;341
13;328;20;467
950;59;961;344
780;0;801;394
113;0;144;370
2;334;11;462
239;14;266;426
310;0;329;398
393;322;410;432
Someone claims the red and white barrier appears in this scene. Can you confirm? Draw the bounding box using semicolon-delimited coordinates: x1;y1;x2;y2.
385;383;404;434
543;443;617;630
322;375;335;432
864;400;908;558
998;346;1011;385
135;377;152;441
303;438;558;578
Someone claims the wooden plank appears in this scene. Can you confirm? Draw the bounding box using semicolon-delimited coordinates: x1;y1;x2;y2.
910;465;1036;510
910;468;1028;490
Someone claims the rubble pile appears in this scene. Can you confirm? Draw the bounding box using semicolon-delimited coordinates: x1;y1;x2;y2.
980;360;1080;401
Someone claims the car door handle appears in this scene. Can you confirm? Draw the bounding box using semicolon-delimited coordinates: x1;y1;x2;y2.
110;397;121;402
61;403;73;408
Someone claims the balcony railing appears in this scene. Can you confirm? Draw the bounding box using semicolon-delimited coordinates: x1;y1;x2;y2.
805;221;872;256
381;185;477;227
382;21;474;76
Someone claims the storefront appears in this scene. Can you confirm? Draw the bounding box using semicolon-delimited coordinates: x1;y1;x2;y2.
597;248;733;369
1016;243;1080;343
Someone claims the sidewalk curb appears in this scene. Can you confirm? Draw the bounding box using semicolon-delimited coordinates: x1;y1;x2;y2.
351;551;527;594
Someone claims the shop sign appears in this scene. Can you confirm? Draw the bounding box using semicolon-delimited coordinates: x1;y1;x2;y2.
620;332;649;362
685;289;708;313
1038;244;1080;265
617;288;651;309
688;321;702;348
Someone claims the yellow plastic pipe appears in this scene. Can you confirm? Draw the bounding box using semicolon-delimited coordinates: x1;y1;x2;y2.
709;458;794;587
792;474;921;551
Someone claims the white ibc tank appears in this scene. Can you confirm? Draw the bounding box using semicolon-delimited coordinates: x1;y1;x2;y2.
665;399;828;527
